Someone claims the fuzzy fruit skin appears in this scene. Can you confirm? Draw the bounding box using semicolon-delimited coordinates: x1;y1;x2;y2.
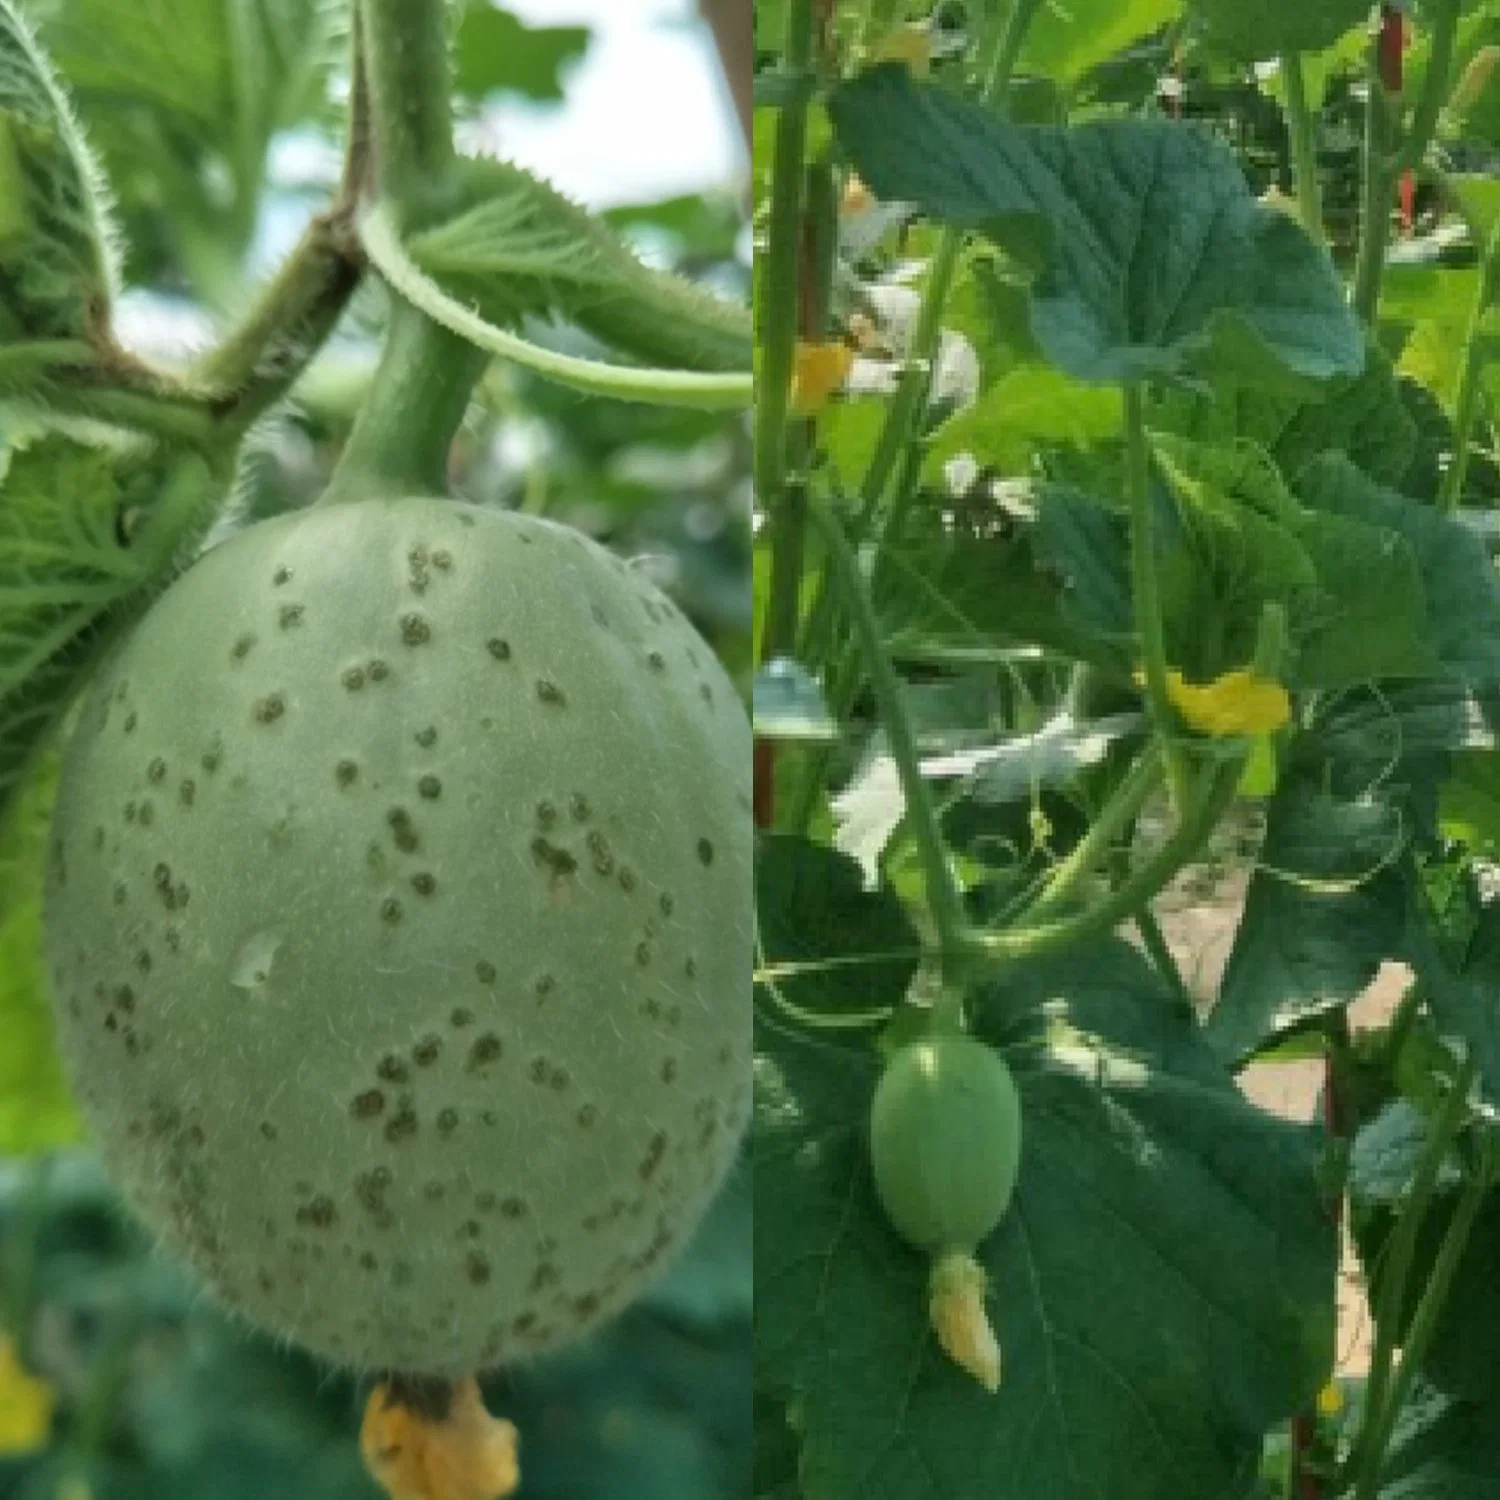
869;1036;1021;1253
43;498;752;1376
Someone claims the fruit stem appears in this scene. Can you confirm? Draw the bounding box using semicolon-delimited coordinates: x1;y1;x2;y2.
322;0;485;505
320;298;485;506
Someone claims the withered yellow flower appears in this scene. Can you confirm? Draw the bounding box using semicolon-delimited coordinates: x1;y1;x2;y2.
928;1250;1001;1394
789;341;853;417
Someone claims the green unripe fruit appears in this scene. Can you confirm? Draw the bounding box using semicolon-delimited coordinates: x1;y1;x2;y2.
43;498;752;1376
869;1035;1022;1253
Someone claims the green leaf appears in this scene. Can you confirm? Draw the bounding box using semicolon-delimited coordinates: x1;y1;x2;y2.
1297;454;1500;686
1378;1382;1500;1498
1022;0;1182;89
755;940;1337;1500
1207;773;1411;1063
1188;0;1373;59
0;0;116;341
452;5;590;103
754;834;920;1022
0;438;221;824
1149;433;1436;688
0;759;83;1153
404;156;752;373
1151;344;1418;490
827;65;1363;386
923;362;1123;481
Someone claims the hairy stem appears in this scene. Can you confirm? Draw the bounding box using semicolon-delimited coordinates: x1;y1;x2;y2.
360;0;456;220
320;298;484;506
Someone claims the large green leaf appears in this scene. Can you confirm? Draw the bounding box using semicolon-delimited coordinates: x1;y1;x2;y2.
1150;433;1438;688
1378;1383;1500;1498
0;0;115;340
1188;0;1373;59
1297;454;1500;687
827;65;1364;386
1151;344;1418;490
755;940;1337;1500
404;156;752;373
1207;774;1411;1063
755;835;920;1022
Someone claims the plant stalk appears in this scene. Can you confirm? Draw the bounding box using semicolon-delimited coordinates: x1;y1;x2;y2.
1440;210;1500;511
359;0;457;221
809;492;971;986
1388;0;1461;179
1344;1052;1476;1494
1124;382;1187;809
1281;52;1325;245
1022;743;1163;926
974;758;1240;967
320;299;485;505
1352;1150;1486;1500
1354;39;1391;327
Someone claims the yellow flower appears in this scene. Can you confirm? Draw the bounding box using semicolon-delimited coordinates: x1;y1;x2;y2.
1316;1380;1344;1418
1134;665;1291;737
361;1375;519;1500
0;1336;54;1456
928;1251;1000;1394
789;341;853;417
873;25;933;75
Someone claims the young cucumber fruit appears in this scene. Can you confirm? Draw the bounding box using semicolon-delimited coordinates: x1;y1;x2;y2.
43;497;752;1376
869;1034;1022;1253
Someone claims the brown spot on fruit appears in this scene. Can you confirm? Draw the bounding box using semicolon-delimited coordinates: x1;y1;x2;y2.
351;1089;385;1119
400;613;431;646
252;693;286;724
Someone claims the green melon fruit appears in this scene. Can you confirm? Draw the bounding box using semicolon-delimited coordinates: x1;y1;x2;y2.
42;497;752;1376
869;1035;1021;1253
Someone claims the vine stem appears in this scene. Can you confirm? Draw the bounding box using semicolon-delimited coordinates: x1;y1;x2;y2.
1343;1052;1477;1496
808;492;971;992
1387;0;1461;179
1021;743;1162;925
791;0;1044;828
359;207;751;409
753;0;815;520
1281;52;1324;245
973;758;1241;968
1440;207;1500;511
1352;1147;1487;1500
1124;382;1187;810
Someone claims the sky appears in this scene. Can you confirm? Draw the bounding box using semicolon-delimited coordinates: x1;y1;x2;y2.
473;0;745;208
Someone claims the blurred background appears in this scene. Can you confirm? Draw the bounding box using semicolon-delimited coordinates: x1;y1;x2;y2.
0;2;751;1497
